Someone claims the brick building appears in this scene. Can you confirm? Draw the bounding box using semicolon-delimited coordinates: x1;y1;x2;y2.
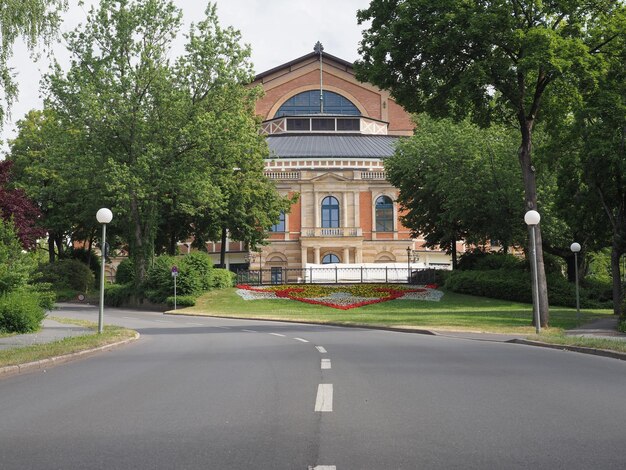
211;46;452;280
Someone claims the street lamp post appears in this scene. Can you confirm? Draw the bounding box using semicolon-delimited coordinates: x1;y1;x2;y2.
96;208;113;334
570;242;581;324
524;210;541;334
406;246;411;284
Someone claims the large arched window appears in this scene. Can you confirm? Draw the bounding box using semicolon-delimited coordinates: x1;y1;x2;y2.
375;196;394;232
321;196;340;228
322;254;340;264
275;90;360;117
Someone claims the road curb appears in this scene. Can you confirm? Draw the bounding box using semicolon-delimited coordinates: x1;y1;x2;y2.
508;338;626;361
0;332;140;379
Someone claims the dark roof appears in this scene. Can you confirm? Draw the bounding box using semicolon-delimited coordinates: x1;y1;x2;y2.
255;51;354;82
266;134;400;158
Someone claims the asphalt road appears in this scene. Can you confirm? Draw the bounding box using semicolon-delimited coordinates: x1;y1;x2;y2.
1;304;625;469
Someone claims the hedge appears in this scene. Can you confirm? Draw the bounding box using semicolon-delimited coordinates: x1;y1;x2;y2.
444;269;612;309
166;295;196;308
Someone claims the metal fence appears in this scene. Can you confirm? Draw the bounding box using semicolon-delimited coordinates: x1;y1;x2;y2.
236;267;438;286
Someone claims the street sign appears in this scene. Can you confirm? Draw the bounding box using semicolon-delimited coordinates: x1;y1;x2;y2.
171;266;179;277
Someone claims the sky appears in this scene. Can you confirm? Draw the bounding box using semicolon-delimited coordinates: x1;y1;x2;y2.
1;0;372;151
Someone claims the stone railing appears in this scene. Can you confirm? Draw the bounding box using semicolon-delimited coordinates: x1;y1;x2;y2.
361;171;387;180
302;227;363;237
265;171;301;179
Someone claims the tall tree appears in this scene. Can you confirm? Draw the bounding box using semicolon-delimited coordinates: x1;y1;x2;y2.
356;0;625;326
0;0;67;127
388;116;524;268
44;1;287;283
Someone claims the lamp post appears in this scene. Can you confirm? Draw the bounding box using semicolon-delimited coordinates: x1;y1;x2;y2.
406;246;411;284
524;210;541;334
570;242;581;324
96;208;113;334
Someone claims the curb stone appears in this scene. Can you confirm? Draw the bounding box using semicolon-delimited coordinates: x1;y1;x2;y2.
508;338;626;362
0;332;140;379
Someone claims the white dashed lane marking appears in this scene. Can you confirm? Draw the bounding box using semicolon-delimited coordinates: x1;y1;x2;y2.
311;466;336;470
242;329;257;333
269;333;286;337
186;322;203;326
321;359;331;370
314;384;333;412
294;337;309;343
315;346;327;353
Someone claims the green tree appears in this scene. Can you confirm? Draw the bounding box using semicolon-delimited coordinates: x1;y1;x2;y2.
44;0;287;284
356;0;625;326
0;0;67;127
388;116;524;268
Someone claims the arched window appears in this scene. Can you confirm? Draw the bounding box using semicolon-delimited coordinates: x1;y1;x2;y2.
321;196;340;228
275;90;360;117
322;254;340;264
375;196;394;232
270;212;285;232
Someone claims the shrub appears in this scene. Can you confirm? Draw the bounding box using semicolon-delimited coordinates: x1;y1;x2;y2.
104;283;135;307
457;250;522;271
144;255;202;303
166;295;196;308
0;291;46;333
70;247;101;281
208;268;235;288
0;218;36;294
37;259;95;293
182;252;214;290
444;268;612;308
23;282;56;310
115;258;135;284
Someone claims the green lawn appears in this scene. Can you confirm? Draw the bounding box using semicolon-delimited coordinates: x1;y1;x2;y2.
171;287;612;334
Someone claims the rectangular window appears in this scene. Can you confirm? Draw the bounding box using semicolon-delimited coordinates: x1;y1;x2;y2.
270;212;286;232
312;118;335;131
287;118;310;131
337;119;360;131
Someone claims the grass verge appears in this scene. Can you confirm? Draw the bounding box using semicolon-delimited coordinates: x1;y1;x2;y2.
528;332;626;354
0;318;137;368
171;287;613;334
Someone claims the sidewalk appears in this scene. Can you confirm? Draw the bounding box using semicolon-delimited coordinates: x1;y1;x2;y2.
565;315;626;341
0;318;94;351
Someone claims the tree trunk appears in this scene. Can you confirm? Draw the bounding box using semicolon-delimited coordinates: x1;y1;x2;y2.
219;226;227;268
611;240;623;316
55;233;64;259
451;235;458;269
518;118;550;327
565;254;576;283
48;233;56;263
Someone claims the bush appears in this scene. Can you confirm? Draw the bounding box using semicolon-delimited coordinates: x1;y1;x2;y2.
182;252;214;290
23;283;56;310
444;268;613;309
37;259;95;293
104;283;135;307
0;218;36;294
208;268;235;288
0;291;46;333
70;247;101;281
115;258;135;284
166;295;196;308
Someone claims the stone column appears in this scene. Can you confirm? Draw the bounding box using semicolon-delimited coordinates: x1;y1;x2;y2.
343;247;350;264
314;191;320;228
354;192;360;227
342;192;348;227
314;247;321;265
301;247;308;267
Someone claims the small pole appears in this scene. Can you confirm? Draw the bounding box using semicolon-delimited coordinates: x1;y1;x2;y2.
574;251;580;323
98;223;106;334
174;274;177;310
531;226;541;334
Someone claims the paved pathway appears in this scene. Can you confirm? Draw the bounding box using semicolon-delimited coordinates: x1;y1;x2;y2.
0;317;93;350
565;315;626;340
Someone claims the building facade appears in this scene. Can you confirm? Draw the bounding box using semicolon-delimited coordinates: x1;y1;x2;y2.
231;48;452;279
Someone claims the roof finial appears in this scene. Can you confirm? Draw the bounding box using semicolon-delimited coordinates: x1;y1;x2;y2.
314;42;324;113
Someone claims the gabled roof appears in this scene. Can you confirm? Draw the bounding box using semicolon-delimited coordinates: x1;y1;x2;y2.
254;51;354;82
266;134;400;159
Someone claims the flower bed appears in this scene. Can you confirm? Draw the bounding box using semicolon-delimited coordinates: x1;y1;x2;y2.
236;284;443;310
